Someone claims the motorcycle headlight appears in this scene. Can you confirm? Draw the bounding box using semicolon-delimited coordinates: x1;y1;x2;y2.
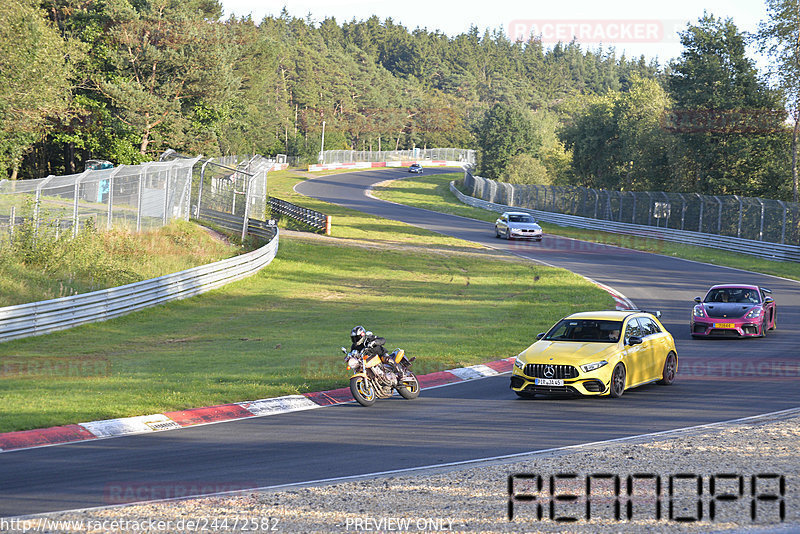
745;307;763;319
580;360;608;373
693;305;706;317
514;355;525;370
347;357;360;370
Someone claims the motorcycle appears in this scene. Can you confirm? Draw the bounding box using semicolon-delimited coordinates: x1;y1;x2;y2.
341;346;420;406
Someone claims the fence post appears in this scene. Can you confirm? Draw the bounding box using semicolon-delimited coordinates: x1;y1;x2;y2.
696;193;704;232
676;193;686;230
34;175;55;242
325;215;332;235
778;200;787;244
136;165;145;231
9;206;15;244
241;174;253;241
162;165;172;225
72;177;81;237
734;195;743;238
72;171;90;237
197;158;214;218
106;166;123;230
756;198;765;241
714;196;723;235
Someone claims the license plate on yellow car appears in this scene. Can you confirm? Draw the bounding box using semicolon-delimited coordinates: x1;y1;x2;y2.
714;323;735;328
535;378;563;386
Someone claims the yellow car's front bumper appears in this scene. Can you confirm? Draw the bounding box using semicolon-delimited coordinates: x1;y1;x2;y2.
510;365;613;396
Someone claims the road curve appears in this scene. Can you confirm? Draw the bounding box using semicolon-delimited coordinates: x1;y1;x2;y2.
1;168;798;517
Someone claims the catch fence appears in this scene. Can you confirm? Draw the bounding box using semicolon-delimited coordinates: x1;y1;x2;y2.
463;171;800;248
319;148;475;165
0;154;275;245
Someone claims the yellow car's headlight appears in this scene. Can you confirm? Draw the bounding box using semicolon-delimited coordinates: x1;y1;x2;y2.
514;355;525;370
580;360;608;373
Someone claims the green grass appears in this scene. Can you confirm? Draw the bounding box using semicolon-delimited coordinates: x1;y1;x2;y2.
0;168;612;433
0;220;240;307
372;172;800;281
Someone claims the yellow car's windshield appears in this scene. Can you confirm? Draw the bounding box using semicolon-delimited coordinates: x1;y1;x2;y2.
544;319;623;343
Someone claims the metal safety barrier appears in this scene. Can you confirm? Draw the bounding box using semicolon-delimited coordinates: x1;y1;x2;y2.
200;208;277;241
451;181;800;263
0;225;279;343
269;197;331;234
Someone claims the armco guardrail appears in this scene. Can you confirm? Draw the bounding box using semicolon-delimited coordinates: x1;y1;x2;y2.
199;208;277;241
0;227;279;343
269;197;331;234
450;181;800;262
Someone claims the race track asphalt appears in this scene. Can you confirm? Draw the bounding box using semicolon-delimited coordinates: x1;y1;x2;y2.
1;168;797;518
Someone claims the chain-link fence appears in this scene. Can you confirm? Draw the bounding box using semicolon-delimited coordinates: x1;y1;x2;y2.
192;155;271;222
320;148;476;165
463;171;800;246
0;158;200;243
0;154;274;246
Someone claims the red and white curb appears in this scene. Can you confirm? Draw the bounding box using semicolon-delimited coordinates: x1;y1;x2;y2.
0;358;513;453
307;160;462;172
585;278;636;311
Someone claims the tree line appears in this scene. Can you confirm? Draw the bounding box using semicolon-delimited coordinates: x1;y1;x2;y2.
1;1;798;201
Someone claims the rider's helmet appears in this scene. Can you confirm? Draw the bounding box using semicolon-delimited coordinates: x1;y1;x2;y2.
350;325;367;346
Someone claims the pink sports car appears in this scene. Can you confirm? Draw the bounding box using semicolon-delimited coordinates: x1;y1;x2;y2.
691;284;776;338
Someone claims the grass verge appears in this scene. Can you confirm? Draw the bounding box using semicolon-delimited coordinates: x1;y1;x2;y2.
0;220;240;307
372;172;800;281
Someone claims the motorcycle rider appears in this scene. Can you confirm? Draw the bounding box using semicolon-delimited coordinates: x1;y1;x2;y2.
349;325;402;380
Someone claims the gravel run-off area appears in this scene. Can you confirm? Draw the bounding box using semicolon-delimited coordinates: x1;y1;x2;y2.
5;407;798;534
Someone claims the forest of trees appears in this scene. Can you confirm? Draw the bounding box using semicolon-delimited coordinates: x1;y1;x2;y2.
1;0;798;201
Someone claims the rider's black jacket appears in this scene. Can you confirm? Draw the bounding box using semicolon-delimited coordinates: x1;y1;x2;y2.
350;334;388;358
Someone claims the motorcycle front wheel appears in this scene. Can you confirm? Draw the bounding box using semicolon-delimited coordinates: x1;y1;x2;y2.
350;376;377;406
397;373;420;400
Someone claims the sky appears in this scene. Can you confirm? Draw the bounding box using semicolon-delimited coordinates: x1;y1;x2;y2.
219;0;770;69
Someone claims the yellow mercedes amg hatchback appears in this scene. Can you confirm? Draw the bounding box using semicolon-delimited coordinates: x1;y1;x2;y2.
510;311;677;398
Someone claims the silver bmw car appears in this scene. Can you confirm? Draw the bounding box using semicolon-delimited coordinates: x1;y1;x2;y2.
495;212;543;241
